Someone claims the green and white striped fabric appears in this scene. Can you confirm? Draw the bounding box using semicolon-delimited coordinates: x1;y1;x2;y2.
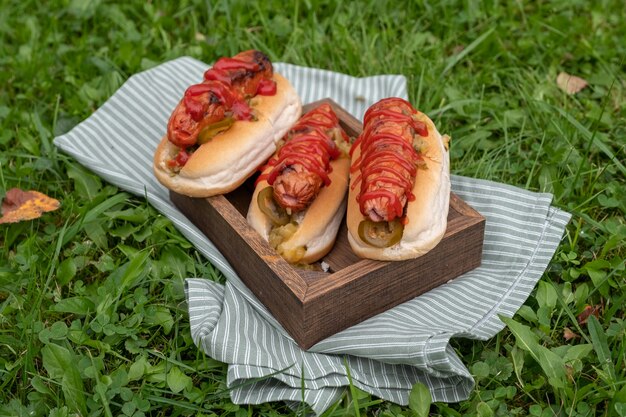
54;57;571;415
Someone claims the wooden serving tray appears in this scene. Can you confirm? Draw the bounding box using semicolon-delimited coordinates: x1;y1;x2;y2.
171;99;485;349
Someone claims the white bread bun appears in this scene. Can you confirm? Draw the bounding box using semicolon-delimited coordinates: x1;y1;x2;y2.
247;157;350;264
154;73;302;197
347;109;450;261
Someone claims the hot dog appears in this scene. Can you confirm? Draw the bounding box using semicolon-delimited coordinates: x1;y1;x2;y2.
154;50;302;197
347;98;450;261
247;103;352;264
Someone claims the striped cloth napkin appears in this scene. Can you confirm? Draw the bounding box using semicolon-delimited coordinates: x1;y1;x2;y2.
54;57;571;415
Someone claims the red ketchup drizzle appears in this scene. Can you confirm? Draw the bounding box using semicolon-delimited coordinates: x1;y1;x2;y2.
183;81;246;121
203;57;260;84
203;69;232;84
167;149;191;168
364;109;428;137
351;132;420;173
256;79;277;95
212;57;260;71
168;52;276;168
255;104;344;187
351;98;427;222
290;106;339;134
359;189;404;219
267;149;332;186
231;100;253;120
362;97;415;124
183;83;214;122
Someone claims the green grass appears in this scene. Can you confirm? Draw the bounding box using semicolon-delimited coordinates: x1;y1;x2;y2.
1;0;625;415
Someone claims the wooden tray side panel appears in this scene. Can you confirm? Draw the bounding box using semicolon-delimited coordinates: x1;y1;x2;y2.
170;192;308;343
301;217;485;348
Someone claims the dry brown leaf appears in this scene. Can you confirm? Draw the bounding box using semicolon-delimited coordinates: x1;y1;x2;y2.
563;327;579;341
557;72;588;94
577;304;601;325
0;188;60;224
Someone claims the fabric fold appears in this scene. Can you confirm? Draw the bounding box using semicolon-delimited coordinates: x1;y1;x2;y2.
185;279;224;345
53;56;571;415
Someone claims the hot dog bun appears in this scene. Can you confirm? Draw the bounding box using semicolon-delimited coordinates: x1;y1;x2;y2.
154;73;302;197
347;105;450;261
247;157;350;264
246;103;352;264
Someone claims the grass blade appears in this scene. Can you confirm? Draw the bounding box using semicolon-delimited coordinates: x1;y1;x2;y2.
500;315;567;389
587;315;617;388
41;343;87;416
549;104;626;177
62;192;130;246
441;27;495;76
299;362;307;416
344;358;361;417
550;281;591;344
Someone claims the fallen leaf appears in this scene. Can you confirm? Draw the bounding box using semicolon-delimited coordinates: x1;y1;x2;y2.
556;72;588;94
577;304;601;325
0;188;60;224
563;327;579;341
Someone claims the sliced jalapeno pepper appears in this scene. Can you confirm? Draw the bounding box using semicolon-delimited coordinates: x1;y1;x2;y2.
197;117;235;144
358;219;404;248
257;186;290;226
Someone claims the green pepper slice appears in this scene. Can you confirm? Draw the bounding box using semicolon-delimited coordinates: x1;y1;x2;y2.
358;219;404;248
257;186;290;226
197;117;235;144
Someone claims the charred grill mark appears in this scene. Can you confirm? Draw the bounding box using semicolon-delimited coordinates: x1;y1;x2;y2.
226;50;272;88
251;50;271;72
209;94;221;104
